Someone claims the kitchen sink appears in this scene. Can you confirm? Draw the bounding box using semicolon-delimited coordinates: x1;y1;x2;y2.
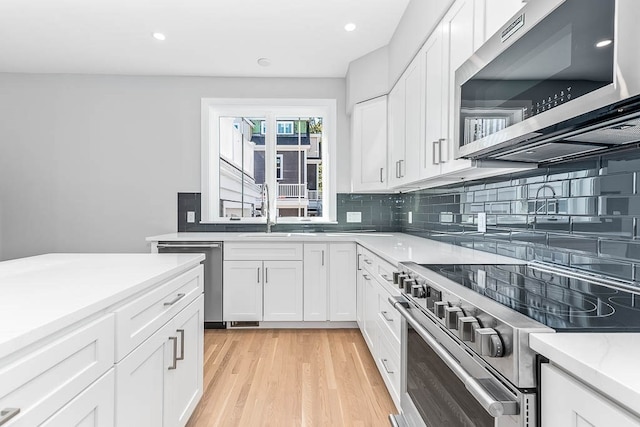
238;232;316;238
325;233;392;237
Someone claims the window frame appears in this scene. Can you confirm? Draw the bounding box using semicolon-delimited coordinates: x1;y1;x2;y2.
201;98;337;224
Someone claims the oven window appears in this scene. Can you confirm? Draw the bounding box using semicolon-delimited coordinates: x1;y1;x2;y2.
459;0;615;145
407;326;493;427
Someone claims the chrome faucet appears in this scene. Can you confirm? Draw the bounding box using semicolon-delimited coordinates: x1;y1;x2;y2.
262;183;276;233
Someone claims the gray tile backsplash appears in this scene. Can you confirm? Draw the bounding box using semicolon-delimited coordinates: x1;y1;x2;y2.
399;148;640;283
175;148;640;283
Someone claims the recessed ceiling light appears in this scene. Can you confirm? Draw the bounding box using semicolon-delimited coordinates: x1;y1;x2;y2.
152;32;166;41
595;39;612;48
344;23;356;32
257;58;271;67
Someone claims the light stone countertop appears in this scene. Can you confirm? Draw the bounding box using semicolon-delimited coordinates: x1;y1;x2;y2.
530;332;640;417
146;232;520;266
0;253;204;360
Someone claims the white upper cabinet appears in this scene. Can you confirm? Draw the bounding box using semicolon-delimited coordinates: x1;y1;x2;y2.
351;96;388;192
388;54;424;187
481;0;526;44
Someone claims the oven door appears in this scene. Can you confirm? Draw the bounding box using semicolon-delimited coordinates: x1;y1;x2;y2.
390;297;535;427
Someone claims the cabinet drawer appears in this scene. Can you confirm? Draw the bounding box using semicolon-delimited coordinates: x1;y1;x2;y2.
0;315;114;427
377;290;401;345
114;265;203;361
358;246;376;274
40;369;114;427
224;243;303;261
377;328;401;406
376;257;397;286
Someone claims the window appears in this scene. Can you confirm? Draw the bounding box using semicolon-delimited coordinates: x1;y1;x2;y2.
201;98;337;223
276;154;283;180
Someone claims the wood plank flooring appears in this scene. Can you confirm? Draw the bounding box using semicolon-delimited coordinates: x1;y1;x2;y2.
187;328;396;427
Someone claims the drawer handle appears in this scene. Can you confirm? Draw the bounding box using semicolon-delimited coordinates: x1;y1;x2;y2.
381;273;391;281
164;293;186;306
363;274;371;280
176;329;185;361
380;358;394;374
381;311;394;322
364;259;372;265
0;408;20;426
168;336;178;370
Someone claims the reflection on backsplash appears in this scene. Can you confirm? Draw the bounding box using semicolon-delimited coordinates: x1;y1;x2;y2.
176;147;640;283
177;193;402;233
399;147;640;282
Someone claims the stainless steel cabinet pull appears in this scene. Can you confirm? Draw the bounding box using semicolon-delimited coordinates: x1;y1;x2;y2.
257;267;260;283
363;274;371;280
395;161;400;178
364;258;372;265
379;167;384;183
390;297;518;417
265;268;268;283
381;311;394;322
168;336;178;370
321;250;325;266
164;293;185;306
439;138;446;163
176;329;185;361
357;254;362;271
399;160;404;177
380;358;394;374
381;273;391;281
433;140;440;165
0;408;20;426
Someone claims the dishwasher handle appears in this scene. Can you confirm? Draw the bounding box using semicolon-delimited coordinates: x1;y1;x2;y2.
157;243;221;249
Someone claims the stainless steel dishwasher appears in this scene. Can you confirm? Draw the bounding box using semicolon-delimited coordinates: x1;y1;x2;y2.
157;241;224;328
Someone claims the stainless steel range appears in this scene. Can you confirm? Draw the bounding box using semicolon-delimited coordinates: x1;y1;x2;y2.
388;261;640;427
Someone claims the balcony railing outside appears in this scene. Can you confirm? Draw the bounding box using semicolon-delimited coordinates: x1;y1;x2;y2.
257;184;321;200
308;190;322;200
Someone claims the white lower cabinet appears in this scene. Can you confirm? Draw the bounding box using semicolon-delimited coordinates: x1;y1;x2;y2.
303;244;328;321
542;364;640;427
328;243;357;321
116;295;204;427
41;370;115;427
262;261;303;321
223;260;264;321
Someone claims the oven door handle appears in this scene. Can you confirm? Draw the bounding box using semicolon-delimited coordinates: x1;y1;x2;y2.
391;297;518;418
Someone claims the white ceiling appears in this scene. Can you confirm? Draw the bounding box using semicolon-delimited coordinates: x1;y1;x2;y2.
0;0;410;78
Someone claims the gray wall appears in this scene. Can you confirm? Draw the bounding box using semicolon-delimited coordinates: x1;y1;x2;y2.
0;73;349;260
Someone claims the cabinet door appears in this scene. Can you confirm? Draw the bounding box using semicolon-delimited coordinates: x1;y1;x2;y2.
481;0;525;44
115;320;172;427
356;263;365;329
387;81;406;188
328;243;357;321
351;97;388;192
420;26;447;180
165;296;204;427
40;370;114;427
361;271;378;354
263;261;303;321
542;364;640;427
303;244;328;321
441;0;477;174
223;260;263;321
402;55;423;184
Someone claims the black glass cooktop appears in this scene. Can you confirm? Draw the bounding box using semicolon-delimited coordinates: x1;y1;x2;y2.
419;263;640;332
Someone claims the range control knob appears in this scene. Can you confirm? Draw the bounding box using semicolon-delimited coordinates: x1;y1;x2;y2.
411;284;425;298
433;301;448;319
458;317;480;342
397;274;409;289
474;328;504;358
444;306;463;329
403;279;416;294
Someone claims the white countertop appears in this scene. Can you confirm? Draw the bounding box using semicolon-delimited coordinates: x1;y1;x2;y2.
530;332;640;417
146;232;519;265
0;253;204;360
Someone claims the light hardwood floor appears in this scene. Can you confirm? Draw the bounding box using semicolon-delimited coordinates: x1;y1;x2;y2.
186;328;397;427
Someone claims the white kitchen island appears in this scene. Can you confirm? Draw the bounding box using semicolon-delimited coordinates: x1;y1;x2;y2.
0;253;205;427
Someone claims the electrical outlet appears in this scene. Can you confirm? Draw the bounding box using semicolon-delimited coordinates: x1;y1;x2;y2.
187;211;196;223
477;212;487;233
408;211;413;224
346;212;362;223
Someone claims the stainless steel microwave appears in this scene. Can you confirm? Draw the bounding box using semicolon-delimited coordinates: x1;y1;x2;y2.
454;0;640;163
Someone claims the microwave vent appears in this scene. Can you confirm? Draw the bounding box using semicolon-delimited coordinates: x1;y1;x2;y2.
564;118;640;145
494;141;607;163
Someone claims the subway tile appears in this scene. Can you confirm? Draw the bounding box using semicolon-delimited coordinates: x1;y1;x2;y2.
572;217;635;238
496;243;528;260
511;231;547;245
496;215;529;227
546;158;600;181
599;240;640;262
487;202;511;214
547;234;598;255
474;189;498;202
598;196;640;216
497;185;526;201
554;197;597;215
532;216;571;232
570;254;634;281
528;247;570;265
571;174;634;197
602;149;640;174
511;201;528;215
